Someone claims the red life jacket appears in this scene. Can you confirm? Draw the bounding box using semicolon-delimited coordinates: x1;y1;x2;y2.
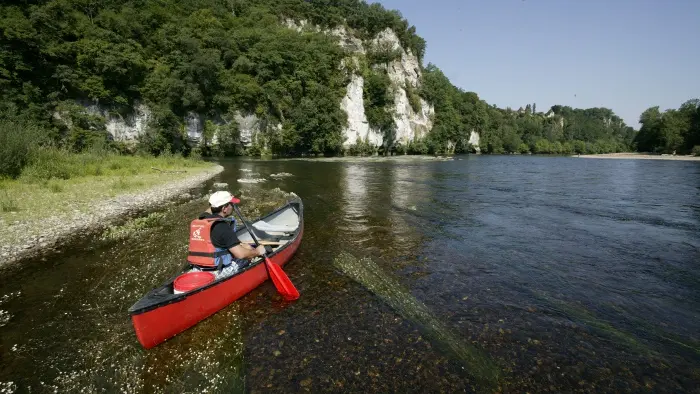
187;218;231;268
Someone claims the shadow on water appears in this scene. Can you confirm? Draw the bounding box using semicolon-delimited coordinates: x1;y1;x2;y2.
332;251;502;388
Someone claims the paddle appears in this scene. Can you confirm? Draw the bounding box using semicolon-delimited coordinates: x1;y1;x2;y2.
242;240;286;246
232;205;300;301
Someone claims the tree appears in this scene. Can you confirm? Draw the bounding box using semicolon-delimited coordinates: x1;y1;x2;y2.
1;0;684;158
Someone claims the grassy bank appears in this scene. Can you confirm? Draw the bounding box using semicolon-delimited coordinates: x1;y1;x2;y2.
0;144;219;260
0;149;214;218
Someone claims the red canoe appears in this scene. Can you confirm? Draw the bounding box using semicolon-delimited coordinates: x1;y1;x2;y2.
128;198;303;349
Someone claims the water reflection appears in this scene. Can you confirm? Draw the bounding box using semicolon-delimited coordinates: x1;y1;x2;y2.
341;163;370;234
2;156;699;393
339;161;436;267
389;163;434;211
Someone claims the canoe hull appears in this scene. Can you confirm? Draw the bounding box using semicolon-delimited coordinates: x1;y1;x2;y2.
129;200;303;349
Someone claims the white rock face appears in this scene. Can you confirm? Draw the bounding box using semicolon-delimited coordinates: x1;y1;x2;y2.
372;29;420;86
340;74;382;147
468;130;481;153
285;19;365;53
330;25;365;54
77;102;231;146
284;18;312;32
235;113;260;146
74;102;151;141
105;104;151;141
232;112;282;148
391;87;434;146
374;28;435;146
185;112;203;141
78;101;203;143
285;20;435;149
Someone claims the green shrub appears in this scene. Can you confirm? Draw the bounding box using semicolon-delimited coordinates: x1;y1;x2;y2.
363;70;394;131
561;142;574;155
366;42;402;65
21;147;76;181
346;137;376;156
692;146;700;156
488;138;505;154
394;143;407;155
407;139;429;155
19;144;203;182
404;81;422;114
21;147;120;181
572;140;587;154
0;119;41;179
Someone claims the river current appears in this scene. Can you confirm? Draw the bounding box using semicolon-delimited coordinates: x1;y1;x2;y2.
1;155;698;393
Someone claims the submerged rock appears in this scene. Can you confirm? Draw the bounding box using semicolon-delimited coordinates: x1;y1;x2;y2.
332;252;502;387
270;172;294;179
237;178;267;184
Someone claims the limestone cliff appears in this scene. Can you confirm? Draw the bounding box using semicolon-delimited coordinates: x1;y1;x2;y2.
68;21;438;153
284;20;435;150
370;28;434;147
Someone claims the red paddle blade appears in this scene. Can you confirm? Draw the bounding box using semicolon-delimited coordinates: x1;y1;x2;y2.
265;257;300;301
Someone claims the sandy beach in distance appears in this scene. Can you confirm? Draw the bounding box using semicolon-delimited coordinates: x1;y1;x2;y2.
575;153;700;161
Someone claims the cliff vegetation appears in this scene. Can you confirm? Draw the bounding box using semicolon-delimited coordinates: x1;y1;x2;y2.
1;0;698;164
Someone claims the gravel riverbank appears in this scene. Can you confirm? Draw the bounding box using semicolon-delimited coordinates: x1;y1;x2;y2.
0;164;224;268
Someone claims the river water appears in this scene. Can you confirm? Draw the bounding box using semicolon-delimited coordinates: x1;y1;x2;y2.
1;155;699;393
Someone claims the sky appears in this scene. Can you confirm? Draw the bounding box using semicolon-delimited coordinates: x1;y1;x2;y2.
372;0;700;128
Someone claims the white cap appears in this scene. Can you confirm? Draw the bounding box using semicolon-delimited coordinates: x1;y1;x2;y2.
208;191;240;207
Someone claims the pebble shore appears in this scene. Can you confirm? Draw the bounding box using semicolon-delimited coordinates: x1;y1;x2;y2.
0;164;224;268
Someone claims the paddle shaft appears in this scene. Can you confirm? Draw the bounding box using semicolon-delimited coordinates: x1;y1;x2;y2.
243;240;284;246
232;204;270;270
232;204;300;301
232;205;268;258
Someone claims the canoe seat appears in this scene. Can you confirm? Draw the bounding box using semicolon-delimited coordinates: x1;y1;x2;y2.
252;221;299;233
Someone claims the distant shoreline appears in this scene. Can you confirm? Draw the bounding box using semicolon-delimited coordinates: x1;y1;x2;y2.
574;153;700;161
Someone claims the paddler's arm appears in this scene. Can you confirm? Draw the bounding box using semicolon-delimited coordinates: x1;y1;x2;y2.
229;243;265;260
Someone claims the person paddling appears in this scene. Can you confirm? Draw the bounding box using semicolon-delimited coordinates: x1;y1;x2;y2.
187;191;265;276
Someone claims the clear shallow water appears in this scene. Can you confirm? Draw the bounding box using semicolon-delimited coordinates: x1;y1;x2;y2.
1;155;699;393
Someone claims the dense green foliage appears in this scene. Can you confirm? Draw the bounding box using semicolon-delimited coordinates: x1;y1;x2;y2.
267;0;426;60
0;0;424;158
0;119;42;178
416;64;637;155
0;0;696;160
363;70;393;132
634;99;700;154
0;119;204;181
